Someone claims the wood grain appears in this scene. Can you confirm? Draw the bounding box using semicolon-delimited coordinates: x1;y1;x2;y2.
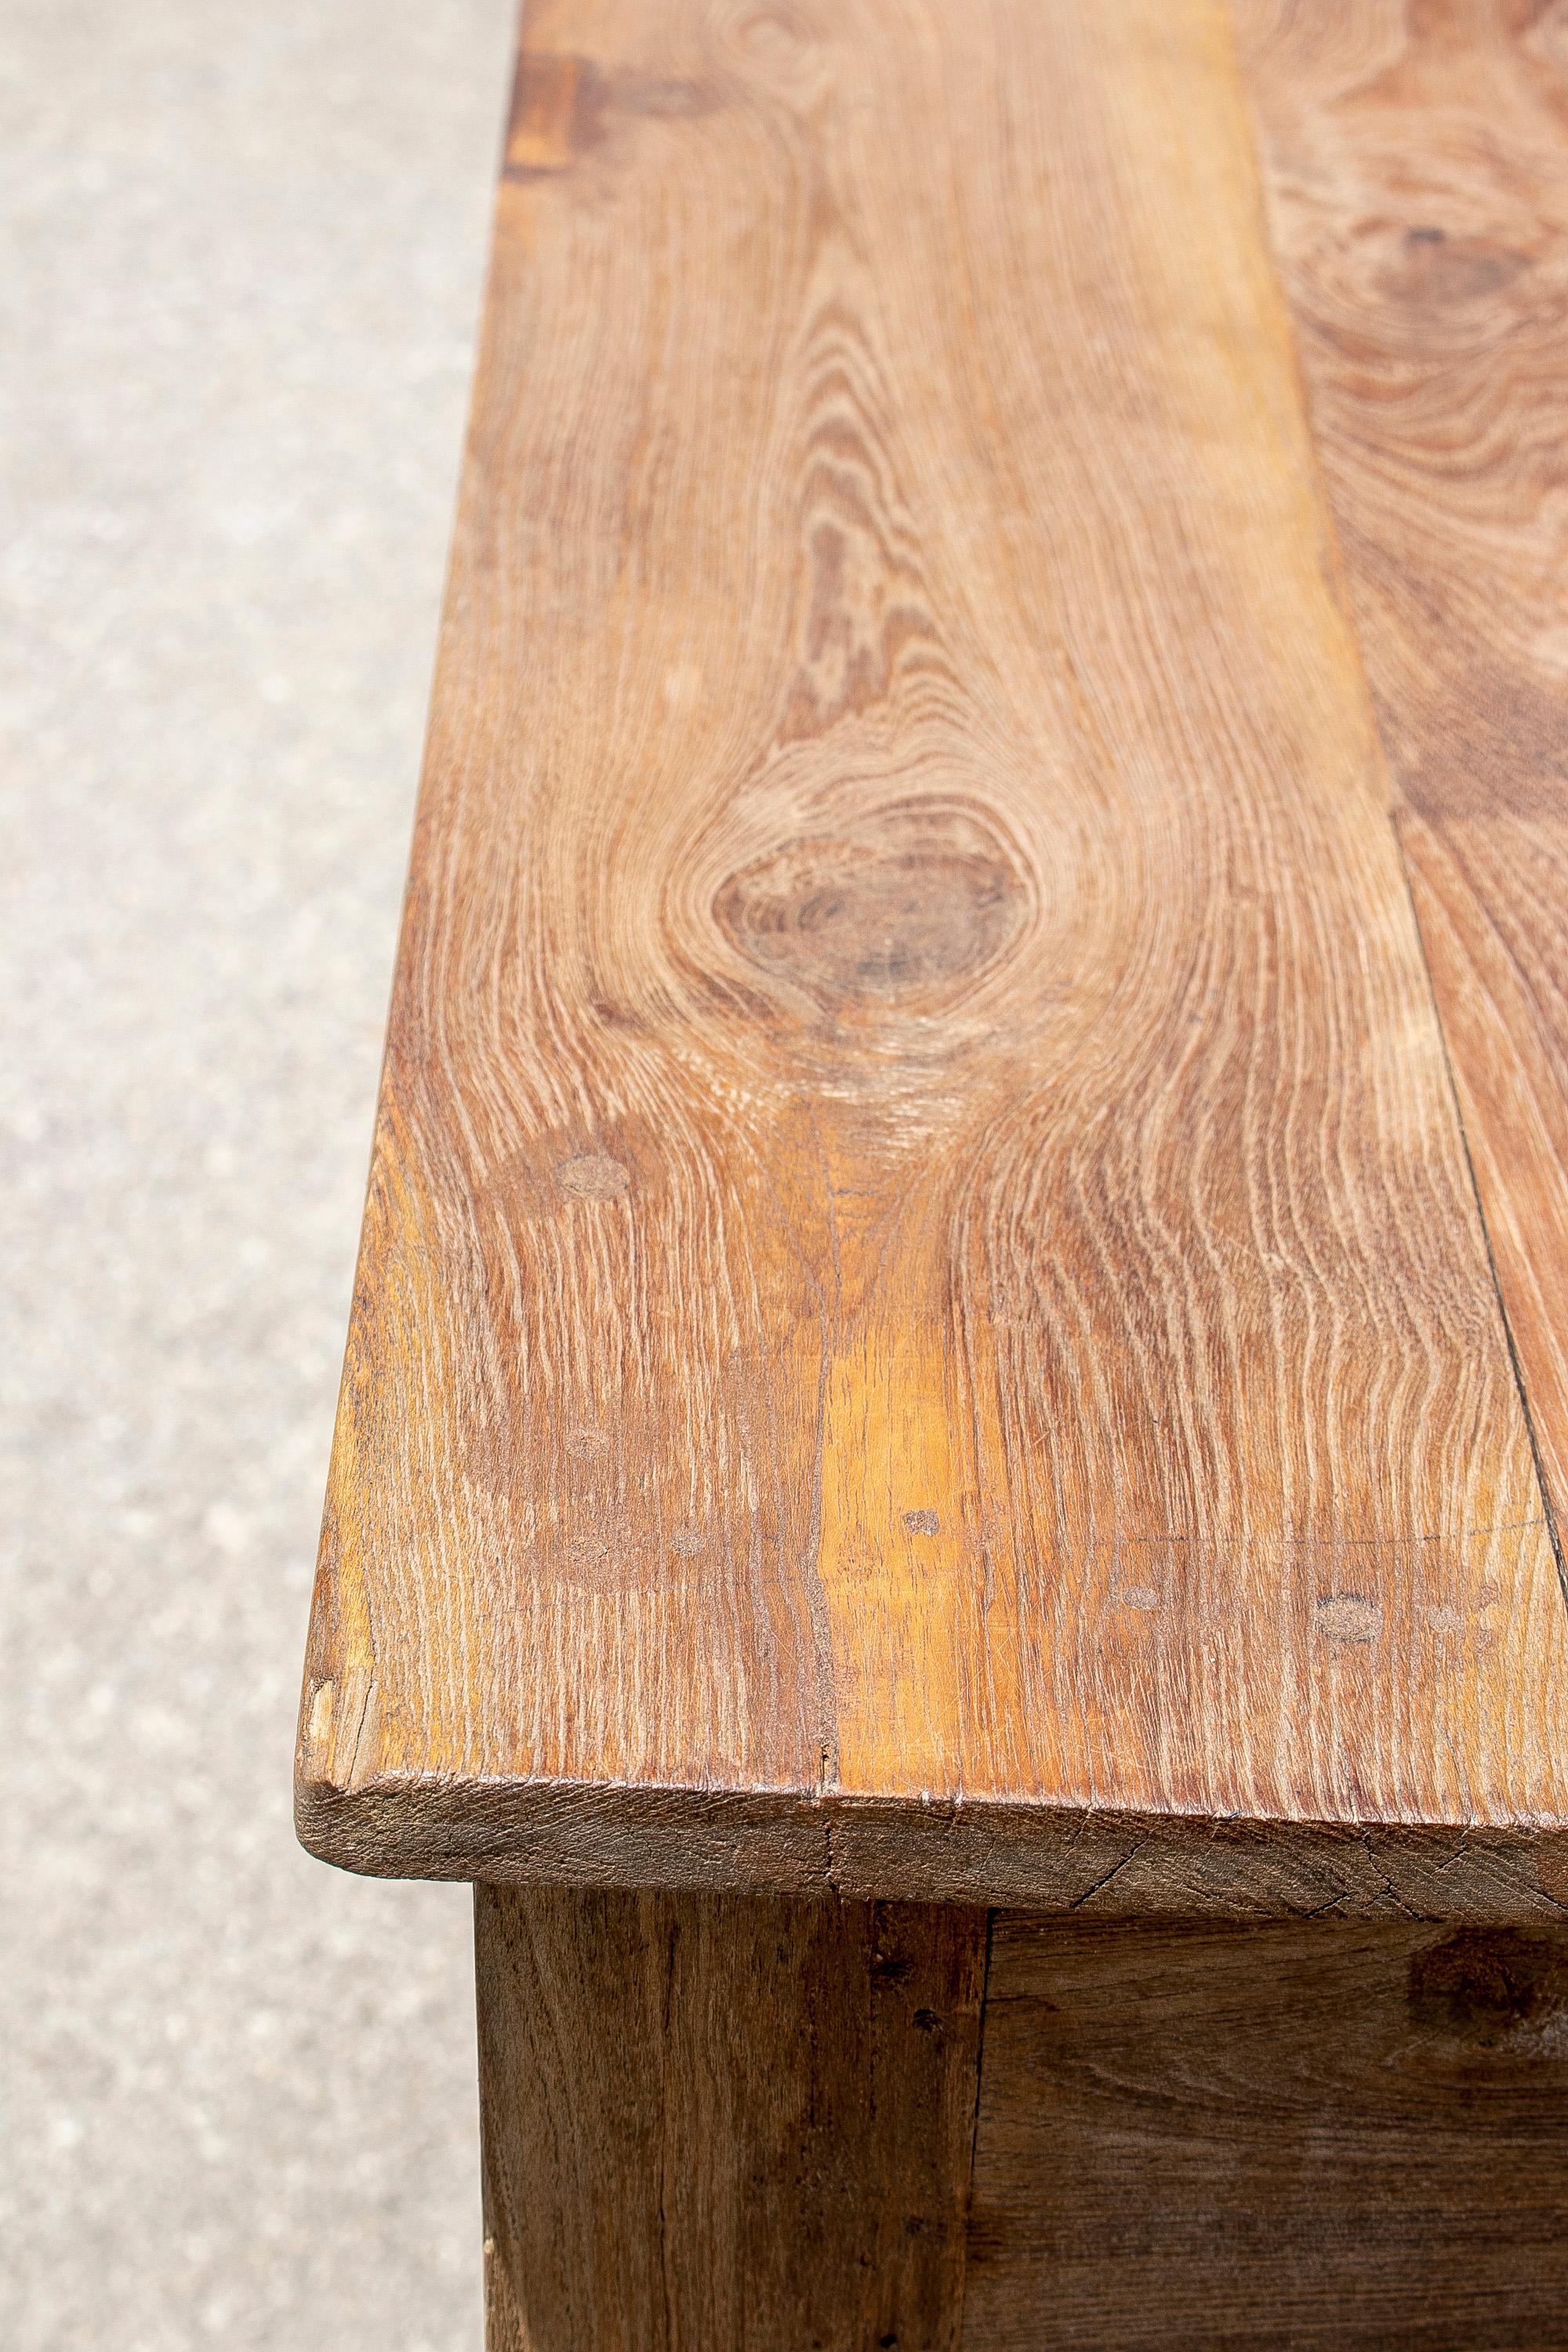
1233;0;1568;1541
296;0;1568;1904
476;1885;985;2350
965;1910;1568;2349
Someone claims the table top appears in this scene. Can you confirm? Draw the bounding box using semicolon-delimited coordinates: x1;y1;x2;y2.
296;0;1568;1917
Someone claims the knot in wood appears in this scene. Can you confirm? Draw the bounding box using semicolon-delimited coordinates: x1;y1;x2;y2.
714;804;1026;1009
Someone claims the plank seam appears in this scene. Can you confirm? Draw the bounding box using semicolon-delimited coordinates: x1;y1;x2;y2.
1391;808;1568;1623
953;1906;996;2352
1224;5;1568;1629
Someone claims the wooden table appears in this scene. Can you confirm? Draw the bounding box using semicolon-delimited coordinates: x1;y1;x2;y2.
296;3;1568;2342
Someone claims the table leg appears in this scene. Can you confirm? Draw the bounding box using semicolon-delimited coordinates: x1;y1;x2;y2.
476;1884;988;2351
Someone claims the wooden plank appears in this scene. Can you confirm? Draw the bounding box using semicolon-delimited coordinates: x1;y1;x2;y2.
1232;0;1568;1538
964;1911;1568;2349
475;1885;986;2350
296;0;1568;1905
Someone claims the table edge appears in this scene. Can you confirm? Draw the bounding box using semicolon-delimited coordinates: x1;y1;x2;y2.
295;1764;1568;1921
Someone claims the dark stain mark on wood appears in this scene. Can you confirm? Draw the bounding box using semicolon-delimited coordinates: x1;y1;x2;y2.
504;52;713;180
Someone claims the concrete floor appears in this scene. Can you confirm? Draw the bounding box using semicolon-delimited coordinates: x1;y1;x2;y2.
1;3;518;2343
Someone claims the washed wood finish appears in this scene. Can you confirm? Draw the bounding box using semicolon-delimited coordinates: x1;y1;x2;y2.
1234;0;1568;1541
297;9;1568;2338
965;1911;1568;2349
296;0;1568;1907
476;1885;985;2350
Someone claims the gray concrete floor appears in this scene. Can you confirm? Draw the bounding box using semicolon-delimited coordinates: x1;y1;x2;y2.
1;3;519;2343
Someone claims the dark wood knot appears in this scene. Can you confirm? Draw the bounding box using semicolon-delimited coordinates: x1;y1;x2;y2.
713;802;1028;1010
